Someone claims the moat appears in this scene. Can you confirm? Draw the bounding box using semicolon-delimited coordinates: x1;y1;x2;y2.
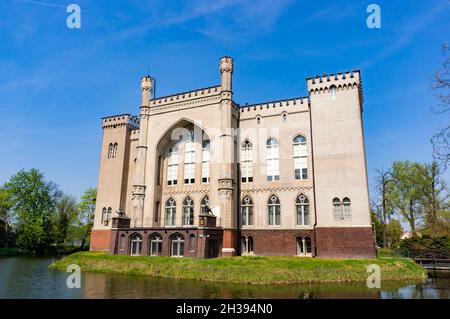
0;257;449;299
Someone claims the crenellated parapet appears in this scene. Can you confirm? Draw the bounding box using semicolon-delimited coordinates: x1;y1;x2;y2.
149;86;221;107
307;70;361;95
239;96;309;112
102;114;140;130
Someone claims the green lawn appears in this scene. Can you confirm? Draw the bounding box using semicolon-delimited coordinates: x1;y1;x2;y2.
49;252;427;284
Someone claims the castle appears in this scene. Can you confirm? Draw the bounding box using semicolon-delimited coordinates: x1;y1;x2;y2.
90;57;376;258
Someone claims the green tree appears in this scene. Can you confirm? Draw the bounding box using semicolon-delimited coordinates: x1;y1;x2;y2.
54;195;78;250
416;161;450;237
386;219;402;246
370;210;383;245
4;169;61;254
372;167;395;247
76;188;97;249
0;187;13;247
390;161;424;234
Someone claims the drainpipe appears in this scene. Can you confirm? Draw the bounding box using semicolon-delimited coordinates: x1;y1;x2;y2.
308;96;318;257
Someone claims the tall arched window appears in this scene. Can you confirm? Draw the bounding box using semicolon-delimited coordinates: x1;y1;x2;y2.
247;236;254;254
113;143;118;158
241;196;253;226
241;236;247;254
130;234;142;256
333;198;341;221
149;234;162;256
343;198;351;220
167;146;179;185
107;207;112;222
296;194;310;226
200;196;209;215
293;135;308;180
165;198;176;226
108;143;118;159
268;195;281;226
171;234;184;257
305;237;312;255
201;140;210;183
101;207;107;224
182;197;194;226
184;131;196;184
241;140;253;183
108;143;114;159
296;237;304;256
266;138;280;181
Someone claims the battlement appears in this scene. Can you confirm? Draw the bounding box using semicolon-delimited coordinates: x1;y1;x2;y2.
306;70;361;94
150;85;221;107
239;96;309;113
102;114;140;130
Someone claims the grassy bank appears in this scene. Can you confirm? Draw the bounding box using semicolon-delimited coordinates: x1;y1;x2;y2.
49;252;427;284
0;247;24;256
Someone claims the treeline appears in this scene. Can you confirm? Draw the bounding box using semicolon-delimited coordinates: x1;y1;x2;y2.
0;169;96;255
372;160;450;250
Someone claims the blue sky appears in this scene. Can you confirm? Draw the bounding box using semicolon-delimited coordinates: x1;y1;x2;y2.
0;0;449;200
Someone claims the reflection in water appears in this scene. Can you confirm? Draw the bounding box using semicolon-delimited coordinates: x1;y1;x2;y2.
0;257;449;299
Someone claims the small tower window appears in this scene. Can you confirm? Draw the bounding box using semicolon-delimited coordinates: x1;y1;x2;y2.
256;116;261;125
330;85;337;100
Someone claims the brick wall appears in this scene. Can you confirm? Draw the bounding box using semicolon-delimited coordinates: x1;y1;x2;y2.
315;227;376;258
90;229;112;252
241;229;315;256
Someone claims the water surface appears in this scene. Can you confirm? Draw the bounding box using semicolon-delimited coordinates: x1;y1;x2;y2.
0;257;448;299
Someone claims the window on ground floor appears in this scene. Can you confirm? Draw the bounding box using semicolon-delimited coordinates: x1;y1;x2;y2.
149;234;162;256
171;235;185;257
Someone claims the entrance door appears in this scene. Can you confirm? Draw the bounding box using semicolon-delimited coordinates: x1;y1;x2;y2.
207;239;219;258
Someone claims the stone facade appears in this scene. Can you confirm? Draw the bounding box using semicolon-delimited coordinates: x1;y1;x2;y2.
90;56;376;259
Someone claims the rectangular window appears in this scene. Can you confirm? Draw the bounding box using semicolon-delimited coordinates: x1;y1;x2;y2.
184;138;196;184
294;141;308;180
266;140;280;181
201;141;210;183
167;147;179;185
242;143;253;183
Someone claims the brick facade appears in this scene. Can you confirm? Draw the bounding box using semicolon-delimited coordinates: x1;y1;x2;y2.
315;227;376;258
90;229;112;252
241;229;315;256
110;227;223;258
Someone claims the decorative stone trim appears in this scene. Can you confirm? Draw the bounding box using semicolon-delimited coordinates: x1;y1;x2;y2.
241;185;313;194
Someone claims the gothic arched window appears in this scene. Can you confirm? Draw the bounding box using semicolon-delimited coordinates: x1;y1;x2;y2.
149;234;162;256
296;194;310;226
343;198;351;220
268;195;281;226
130;234;142;256
241;196;253;226
182;197;194;226
200;196;209;215
165;198;176;226
171;234;185;257
333;198;341;221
